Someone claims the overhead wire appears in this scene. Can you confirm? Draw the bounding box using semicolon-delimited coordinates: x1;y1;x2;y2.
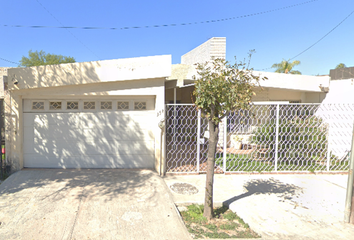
3;0;319;31
258;8;354;72
35;0;100;59
289;9;354;60
0;57;20;66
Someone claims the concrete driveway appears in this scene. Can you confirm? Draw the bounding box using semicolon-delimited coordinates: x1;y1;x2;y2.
0;169;191;240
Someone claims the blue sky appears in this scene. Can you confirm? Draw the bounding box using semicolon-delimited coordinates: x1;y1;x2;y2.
0;0;353;75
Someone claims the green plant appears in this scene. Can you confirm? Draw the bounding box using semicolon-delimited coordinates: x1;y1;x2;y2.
223;211;238;221
220;222;239;230
181;205;260;239
181;204;207;224
251;116;335;167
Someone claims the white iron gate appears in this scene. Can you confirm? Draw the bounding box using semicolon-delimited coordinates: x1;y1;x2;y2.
166;103;354;173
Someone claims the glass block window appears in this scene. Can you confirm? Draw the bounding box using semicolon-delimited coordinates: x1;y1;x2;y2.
117;101;129;110
67;101;79;110
100;101;112;110
32;101;44;110
49;101;62;110
134;102;147;110
84;101;95;110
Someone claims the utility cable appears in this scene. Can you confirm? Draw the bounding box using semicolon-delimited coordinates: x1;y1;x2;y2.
0;57;20;66
35;0;100;59
289;8;354;60
258;8;354;72
4;0;319;31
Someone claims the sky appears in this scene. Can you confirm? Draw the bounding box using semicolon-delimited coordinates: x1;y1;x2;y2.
0;0;353;76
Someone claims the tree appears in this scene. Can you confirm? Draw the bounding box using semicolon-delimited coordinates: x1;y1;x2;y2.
335;63;346;69
192;54;267;220
271;59;301;74
19;50;76;67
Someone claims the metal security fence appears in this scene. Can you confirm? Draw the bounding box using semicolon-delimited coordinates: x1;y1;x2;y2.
165;103;354;173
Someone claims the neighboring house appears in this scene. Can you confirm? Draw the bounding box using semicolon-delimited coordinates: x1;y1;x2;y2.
166;37;330;104
0;68;8;144
5;37;337;174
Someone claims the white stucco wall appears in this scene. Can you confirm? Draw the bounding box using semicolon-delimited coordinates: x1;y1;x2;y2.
6;55;170;173
7;55;171;90
322;79;354;103
254;71;330;92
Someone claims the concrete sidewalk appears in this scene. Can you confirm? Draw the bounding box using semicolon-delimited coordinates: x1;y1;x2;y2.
163;173;354;240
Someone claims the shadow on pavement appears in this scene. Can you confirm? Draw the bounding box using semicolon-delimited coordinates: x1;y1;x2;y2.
223;178;303;207
0;169;159;202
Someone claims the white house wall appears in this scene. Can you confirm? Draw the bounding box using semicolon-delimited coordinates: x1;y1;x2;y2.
6;55;170;172
252;88;325;103
322;79;354;103
254;71;330;92
7;55;171;90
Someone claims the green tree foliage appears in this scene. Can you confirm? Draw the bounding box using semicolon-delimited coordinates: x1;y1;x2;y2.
335;63;346;69
193;54;267;220
271;59;301;74
19;50;76;67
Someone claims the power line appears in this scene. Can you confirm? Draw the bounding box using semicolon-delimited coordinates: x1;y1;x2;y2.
35;0;100;59
258;8;354;72
4;0;319;31
0;57;19;66
289;9;354;60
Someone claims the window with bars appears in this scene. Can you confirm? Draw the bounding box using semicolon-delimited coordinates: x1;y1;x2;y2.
117;101;129;110
49;101;62;110
100;101;112;110
84;101;95;110
67;101;79;110
32;101;44;110
134;102;147;110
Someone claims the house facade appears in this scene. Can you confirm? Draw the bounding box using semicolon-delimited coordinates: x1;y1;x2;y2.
6;56;169;173
5;37;340;174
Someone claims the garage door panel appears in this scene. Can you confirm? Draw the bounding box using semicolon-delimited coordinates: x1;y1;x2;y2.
81;128;154;141
34;128;83;140
27;139;154;156
116;140;154;155
23;101;156;169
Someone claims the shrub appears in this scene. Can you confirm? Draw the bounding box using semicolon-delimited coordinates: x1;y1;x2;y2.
251;116;331;164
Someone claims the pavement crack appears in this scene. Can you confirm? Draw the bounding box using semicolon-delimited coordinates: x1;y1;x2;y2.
67;188;85;240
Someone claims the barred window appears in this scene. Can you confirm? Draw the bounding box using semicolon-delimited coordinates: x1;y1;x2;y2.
117;101;129;110
134;102;146;110
100;101;112;110
67;101;79;110
49;101;62;110
32;101;44;110
84;101;95;110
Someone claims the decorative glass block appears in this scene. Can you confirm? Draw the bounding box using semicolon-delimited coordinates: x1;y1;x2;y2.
134;102;146;110
49;101;62;110
84;101;95;110
32;101;44;110
67;101;78;110
101;101;112;110
117;101;129;110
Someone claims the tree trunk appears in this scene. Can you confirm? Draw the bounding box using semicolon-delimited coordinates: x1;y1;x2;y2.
203;119;219;220
350;177;354;224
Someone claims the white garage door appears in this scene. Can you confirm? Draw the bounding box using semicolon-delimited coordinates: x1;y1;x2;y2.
23;99;156;168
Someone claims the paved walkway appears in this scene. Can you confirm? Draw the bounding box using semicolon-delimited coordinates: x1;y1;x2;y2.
163;173;354;240
0;169;191;240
